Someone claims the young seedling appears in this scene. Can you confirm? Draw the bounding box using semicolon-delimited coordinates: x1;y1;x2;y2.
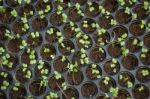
0;6;6;12
12;82;20;91
103;76;110;85
19;40;27;49
99;5;110;15
127;81;133;88
22;63;32;79
87;2;95;12
0;47;5;55
46;92;59;99
141;69;149;76
132;38;143;46
37;60;49;77
143;1;149;10
30;32;40;38
109;87;119;97
67;62;78;73
11;9;17;17
78;34;91;49
125;7;130;14
91;64;101;78
140;20;145;29
80;48;89;65
132;13;137;20
5;29;14;39
27;48;36;65
75;3;84;16
111;19;117;25
44;47;50;53
2;53;13;68
54;71;62;80
138;85;144;91
0;80;9;90
117;0;125;6
141;48;148;58
0;72;8;78
83;20;88;28
121;47;129;56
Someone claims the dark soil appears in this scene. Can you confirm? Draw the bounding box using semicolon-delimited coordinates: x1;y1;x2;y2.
68;6;83;22
0;24;9;41
103;59;120;75
81;82;98;98
67;71;83;85
7;38;22;53
40;44;56;61
0;7;16;23
112;25;128;40
62;87;79;99
140;49;150;65
125;37;142;53
114;89;131;99
53;56;69;72
136;66;150;83
115;9;132;24
102;0;118;12
48;76;65;91
122;54;138;70
81;18;96;34
133;4;149;20
98;15;113;29
144;33;150;48
32;16;48;31
89;47;106;63
63;23;77;39
71;0;87;5
27;33;43;48
132;84;150;99
49;12;63;26
99;76;116;93
29;80;46;96
118;71;135;88
93;31;110;46
129;20;145;36
58;39;75;55
12;19;29;36
84;2;100;17
45;27;60;43
19;4;35;18
107;42;122;58
86;64;102;80
9;84;27;99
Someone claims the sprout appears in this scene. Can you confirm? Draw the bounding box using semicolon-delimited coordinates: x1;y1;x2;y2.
61;56;66;62
111;19;117;25
19;40;27;49
40;78;48;87
119;75;123;80
0;72;8;78
103;76;110;85
132;38;138;45
127;81;133;88
2;53;13;68
121;47;129;56
0;80;9;90
141;48;148;58
62;13;67;22
75;3;80;10
125;7;130;14
0;6;6;12
46;92;58;99
109;87;119;97
132;13;137;20
11;9;17;17
45;5;51;13
31;32;40;38
141;69;149;76
61;82;67;90
67;62;78;72
144;1;149;10
140;20;145;29
13;82;20;91
91;64;101;78
44;0;48;3
54;71;62;80
117;0;125;6
138;85;144;91
89;7;95;12
0;47;5;55
83;21;88;28
22;63;32;79
44;48;50;53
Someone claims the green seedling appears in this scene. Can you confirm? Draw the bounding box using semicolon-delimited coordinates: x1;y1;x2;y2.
109;87;119;97
67;62;78;72
117;0;125;6
141;69;149;76
91;64;101;78
138;85;144;91
80;48;89;64
0;72;8;78
61;82;67;90
0;6;6;12
19;40;27;49
22;63;32;79
141;48;148;58
111;19;117;25
11;9;17;17
103;76;110;85
140;20;145;29
27;49;36;65
1;80;9;90
13;82;20;91
54;71;62;80
0;47;5;55
46;92;59;99
121;47;129;56
31;32;40;38
125;7;130;14
132;13;137;20
5;29;14;39
2;53;13;68
144;1;149;10
127;81;133;88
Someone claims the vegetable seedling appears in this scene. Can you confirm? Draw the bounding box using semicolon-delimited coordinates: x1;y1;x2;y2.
11;9;17;17
54;71;62;80
141;69;149;76
109;87;119;97
141;48;148;58
46;92;59;99
103;76;110;85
